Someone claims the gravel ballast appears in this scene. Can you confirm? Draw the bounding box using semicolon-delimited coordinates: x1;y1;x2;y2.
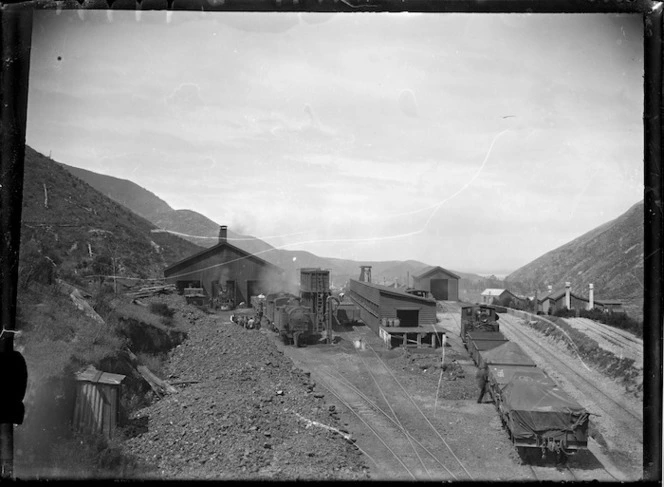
121;298;370;480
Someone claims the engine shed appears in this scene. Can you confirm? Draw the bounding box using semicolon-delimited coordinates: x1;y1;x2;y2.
348;277;444;349
412;266;460;301
163;226;286;308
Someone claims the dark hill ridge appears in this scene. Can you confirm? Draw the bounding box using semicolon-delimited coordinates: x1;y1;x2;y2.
60;163;275;254
506;200;644;319
22;146;203;284
59;162;487;288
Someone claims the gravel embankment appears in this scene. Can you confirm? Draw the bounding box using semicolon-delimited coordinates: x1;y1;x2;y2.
122;298;370;480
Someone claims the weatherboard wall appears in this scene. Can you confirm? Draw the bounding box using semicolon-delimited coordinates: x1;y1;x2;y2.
348;279;437;333
413;269;459;301
164;245;284;305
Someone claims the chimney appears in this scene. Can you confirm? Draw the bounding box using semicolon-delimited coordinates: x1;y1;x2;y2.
359;266;372;283
218;225;227;244
565;282;571;309
588;283;594;310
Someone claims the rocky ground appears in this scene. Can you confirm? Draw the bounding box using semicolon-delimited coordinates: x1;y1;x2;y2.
121;295;370;480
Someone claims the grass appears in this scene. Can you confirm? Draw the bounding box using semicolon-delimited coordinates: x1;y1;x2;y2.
524;316;642;394
16;277;189;480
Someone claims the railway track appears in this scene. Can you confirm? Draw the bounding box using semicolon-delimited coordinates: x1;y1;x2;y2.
309;330;475;481
498;314;643;443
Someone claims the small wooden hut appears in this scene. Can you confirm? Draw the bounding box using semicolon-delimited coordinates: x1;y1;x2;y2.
73;366;126;439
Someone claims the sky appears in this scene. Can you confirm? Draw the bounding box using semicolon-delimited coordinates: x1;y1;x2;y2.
26;10;644;276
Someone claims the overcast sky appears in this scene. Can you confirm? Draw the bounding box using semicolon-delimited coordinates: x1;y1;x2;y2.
26;10;644;276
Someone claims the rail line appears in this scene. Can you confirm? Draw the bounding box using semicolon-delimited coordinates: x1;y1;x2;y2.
315;328;474;480
499;315;643;442
315;367;460;479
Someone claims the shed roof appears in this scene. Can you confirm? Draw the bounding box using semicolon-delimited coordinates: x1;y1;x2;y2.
412;266;460;280
164;240;283;277
76;366;126;385
481;288;507;297
350;279;436;304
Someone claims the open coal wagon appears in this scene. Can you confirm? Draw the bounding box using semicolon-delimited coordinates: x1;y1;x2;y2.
479;342;589;463
465;330;508;365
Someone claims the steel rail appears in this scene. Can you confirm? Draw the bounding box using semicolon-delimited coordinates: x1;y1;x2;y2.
342;328;474;480
311;372;418;480
501;315;643;430
316;366;459;479
348;340;433;479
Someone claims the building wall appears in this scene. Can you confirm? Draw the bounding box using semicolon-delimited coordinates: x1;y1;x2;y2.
379;293;437;325
349;279;437;333
348;279;381;331
73;382;120;439
413;270;459;301
165;246;284;304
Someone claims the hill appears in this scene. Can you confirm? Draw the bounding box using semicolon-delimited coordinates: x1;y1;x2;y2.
59;163;493;290
60;163;275;253
506;200;644;319
22;147;204;286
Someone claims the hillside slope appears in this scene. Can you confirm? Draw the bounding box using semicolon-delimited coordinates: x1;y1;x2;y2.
60;163;275;253
23;147;204;284
506;200;644;318
59;163;488;288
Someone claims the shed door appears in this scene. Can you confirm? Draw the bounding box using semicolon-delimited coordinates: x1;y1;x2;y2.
396;309;419;327
430;279;449;300
247;280;264;300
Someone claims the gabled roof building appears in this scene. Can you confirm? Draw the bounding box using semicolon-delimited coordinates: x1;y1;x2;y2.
163;226;285;307
412;266;460;301
537;282;624;314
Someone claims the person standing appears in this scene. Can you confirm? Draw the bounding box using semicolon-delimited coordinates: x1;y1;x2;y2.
476;363;490;403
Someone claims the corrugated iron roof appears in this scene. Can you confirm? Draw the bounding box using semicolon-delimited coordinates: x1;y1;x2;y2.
351;279;436;303
76;366;126;385
481;288;506;296
412;265;461;280
164;240;283;276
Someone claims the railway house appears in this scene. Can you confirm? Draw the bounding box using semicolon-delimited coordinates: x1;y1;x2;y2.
348;270;444;348
163;226;285;307
538;282;624;314
412;266;460;301
480;288;527;309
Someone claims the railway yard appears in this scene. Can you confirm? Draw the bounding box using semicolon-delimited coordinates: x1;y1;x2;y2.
120;295;643;481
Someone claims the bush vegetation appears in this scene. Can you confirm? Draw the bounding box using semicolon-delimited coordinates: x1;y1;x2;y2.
524;316;642;395
552;307;642;338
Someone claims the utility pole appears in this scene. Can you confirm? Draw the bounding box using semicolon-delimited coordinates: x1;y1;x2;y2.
0;5;32;479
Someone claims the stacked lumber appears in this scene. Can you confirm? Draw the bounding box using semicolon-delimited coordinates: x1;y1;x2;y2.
126;284;176;298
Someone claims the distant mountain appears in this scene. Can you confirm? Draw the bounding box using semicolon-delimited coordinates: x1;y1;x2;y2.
60;163;275;255
506;200;644;319
22;147;204;286
59;163;494;290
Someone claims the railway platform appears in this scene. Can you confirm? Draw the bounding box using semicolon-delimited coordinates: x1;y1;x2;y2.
378;323;447;349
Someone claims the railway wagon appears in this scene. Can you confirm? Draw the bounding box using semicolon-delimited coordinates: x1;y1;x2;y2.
460;304;500;341
465;331;508;365
476;340;589;462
